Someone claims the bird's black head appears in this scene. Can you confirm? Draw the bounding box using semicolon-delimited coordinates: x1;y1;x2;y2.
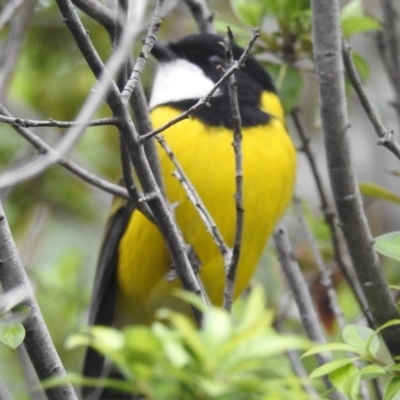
150;34;276;128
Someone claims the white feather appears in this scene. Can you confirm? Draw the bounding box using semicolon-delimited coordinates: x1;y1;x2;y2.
149;59;221;109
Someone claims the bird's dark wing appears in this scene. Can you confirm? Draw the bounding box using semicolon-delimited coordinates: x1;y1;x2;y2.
82;200;135;398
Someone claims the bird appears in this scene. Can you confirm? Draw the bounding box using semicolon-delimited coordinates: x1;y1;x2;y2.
82;33;296;398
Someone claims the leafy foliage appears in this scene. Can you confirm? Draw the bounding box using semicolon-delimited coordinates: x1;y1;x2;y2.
47;287;312;399
303;323;400;400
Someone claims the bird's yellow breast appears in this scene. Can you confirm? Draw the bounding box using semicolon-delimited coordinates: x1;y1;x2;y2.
116;93;296;324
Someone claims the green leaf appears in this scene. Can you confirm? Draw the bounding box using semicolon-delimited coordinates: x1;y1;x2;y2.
340;0;381;38
360;182;400;205
310;358;358;379
341;16;381;38
42;372;136;394
358;364;386;380
340;0;363;20
329;363;359;399
0;322;25;349
342;324;379;357
266;64;303;113
302;342;362;358
230;0;264;26
385;377;400;400
374;232;400;261
201;308;232;348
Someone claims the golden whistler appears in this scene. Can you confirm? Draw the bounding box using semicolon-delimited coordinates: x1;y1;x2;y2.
83;34;296;397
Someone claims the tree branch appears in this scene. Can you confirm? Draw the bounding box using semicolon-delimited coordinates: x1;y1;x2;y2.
0;202;77;400
311;0;400;356
0;105;128;200
291;109;374;329
342;40;400;160
380;0;400;123
223;28;245;311
0;114;117;128
273;226;340;398
182;0;215;34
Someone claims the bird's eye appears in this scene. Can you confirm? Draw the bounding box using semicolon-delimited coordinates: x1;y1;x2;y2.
207;54;224;67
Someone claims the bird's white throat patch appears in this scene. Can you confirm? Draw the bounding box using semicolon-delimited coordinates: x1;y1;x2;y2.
149;58;220;109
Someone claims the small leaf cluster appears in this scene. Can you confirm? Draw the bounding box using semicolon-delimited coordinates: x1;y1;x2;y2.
303;323;400;400
51;287;311;400
227;0;381;113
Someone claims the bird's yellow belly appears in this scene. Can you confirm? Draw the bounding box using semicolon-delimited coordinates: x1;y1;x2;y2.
117;106;296;324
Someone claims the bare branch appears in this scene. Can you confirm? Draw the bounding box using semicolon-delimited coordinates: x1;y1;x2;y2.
293;197;346;329
380;0;400;123
311;0;400;356
157;135;230;259
342;40;400;160
120;8;162;102
223;28;245;312
182;0;215;34
273;227;340;398
0;106;128;200
291;109;374;329
0;0;36;101
0;114;117;128
0;0;24;31
0;202;77;400
0;0;139;190
71;0;117;39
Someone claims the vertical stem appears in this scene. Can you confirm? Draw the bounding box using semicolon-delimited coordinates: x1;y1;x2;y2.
311;0;400;356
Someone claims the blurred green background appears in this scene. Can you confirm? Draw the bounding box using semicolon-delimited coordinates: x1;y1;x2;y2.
1;0;399;398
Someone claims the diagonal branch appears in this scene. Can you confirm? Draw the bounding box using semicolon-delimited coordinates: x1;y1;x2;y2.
342;40;400;160
0;202;77;400
0;106;128;200
182;0;215;34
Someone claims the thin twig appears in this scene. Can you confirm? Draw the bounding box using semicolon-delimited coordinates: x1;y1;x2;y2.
0;106;128;200
140;28;261;142
274;320;319;399
0;0;25;31
293;197;371;398
71;0;117;38
293;196;346;330
0;0;36;101
273;226;341;398
223;28;244;312
119;134;154;221
342;39;400;160
182;0;215;34
120;6;162;102
0;202;77;400
157;135;230;259
311;0;400;356
291;108;374;329
0;114;117;128
380;0;400;124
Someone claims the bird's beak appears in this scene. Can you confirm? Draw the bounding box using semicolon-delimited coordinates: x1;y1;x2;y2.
151;40;177;62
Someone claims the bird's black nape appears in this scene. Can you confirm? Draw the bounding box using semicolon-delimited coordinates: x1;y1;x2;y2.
168;33;277;94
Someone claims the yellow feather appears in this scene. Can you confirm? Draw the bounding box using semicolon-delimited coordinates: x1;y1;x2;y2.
116;91;296;325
